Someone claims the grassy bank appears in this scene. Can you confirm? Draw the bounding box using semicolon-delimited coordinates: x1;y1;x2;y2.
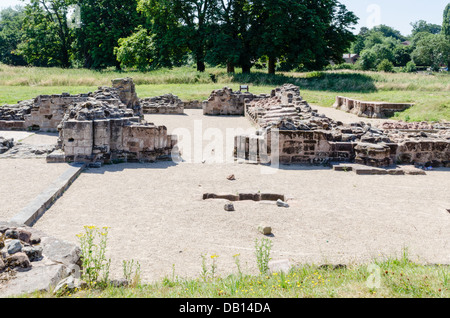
21;256;449;298
0;64;449;122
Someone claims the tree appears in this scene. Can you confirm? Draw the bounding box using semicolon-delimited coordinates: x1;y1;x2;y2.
372;24;405;41
411;20;442;35
359;49;377;70
411;33;450;71
114;26;155;71
206;0;255;73
17;0;73;67
73;0;145;69
442;3;450;38
252;0;357;73
0;6;26;65
138;0;217;72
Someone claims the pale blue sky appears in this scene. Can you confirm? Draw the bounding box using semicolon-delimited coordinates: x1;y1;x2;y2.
1;0;448;36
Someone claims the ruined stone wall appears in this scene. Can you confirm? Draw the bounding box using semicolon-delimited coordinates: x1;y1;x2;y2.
333;96;412;119
203;87;261;115
111;78;140;116
57;101;176;163
235;84;450;168
24;94;90;132
141;94;184;114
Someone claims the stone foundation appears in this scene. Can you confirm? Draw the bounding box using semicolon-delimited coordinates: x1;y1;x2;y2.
333;96;412;118
141;94;184;114
234;85;449;168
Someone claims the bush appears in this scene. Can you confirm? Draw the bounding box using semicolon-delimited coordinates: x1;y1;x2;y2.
377;59;395;72
325;63;355;71
405;61;417;73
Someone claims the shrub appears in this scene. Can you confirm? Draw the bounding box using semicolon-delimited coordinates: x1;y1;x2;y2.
377;59;395;72
405;61;417;73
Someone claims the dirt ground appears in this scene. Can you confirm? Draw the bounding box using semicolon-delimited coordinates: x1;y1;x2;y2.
29;110;450;283
0;159;69;220
0;131;68;220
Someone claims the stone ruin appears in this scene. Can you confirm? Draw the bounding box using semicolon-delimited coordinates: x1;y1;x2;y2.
0;221;81;297
333;96;413;119
141;94;184;114
202;87;268;115
0;137;13;154
1;78;449;168
0;78;178;164
53;100;176;163
231;84;450;168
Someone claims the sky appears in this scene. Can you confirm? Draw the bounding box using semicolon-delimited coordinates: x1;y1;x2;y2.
0;0;448;36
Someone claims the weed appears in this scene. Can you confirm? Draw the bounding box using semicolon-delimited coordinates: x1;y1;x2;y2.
254;238;273;275
76;225;111;288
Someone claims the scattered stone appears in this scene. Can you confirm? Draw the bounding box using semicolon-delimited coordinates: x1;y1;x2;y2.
22;246;43;262
5;229;18;240
17;228;32;244
276;199;289;208
258;225;272;236
5;252;31;269
227;174;236;181
224;203;235;212
7;240;22;255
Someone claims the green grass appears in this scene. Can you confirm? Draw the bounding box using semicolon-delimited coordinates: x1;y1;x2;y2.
18;256;450;298
0;64;449;121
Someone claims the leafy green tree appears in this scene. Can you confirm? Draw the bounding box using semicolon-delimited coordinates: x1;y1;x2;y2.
441;3;450;38
358;49;377;70
411;33;450;71
0;6;26;65
137;0;189;69
351;27;369;55
372;24;405;41
206;0;255;73
138;0;217;72
393;45;412;67
17;0;73;67
73;0;145;69
411;20;442;35
114;26;155;71
252;0;357;74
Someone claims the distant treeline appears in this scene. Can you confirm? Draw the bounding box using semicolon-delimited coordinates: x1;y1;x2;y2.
0;1;449;74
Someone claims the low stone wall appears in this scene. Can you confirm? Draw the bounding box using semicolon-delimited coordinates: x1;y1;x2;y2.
203;87;260;115
141;94;184;114
333;96;412;118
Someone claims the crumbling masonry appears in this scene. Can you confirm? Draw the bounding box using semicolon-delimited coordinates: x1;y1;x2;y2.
0;78;177;164
225;84;450;168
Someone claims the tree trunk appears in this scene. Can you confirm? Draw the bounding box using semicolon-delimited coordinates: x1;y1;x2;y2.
241;63;251;74
227;62;235;73
268;57;276;74
197;60;206;72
